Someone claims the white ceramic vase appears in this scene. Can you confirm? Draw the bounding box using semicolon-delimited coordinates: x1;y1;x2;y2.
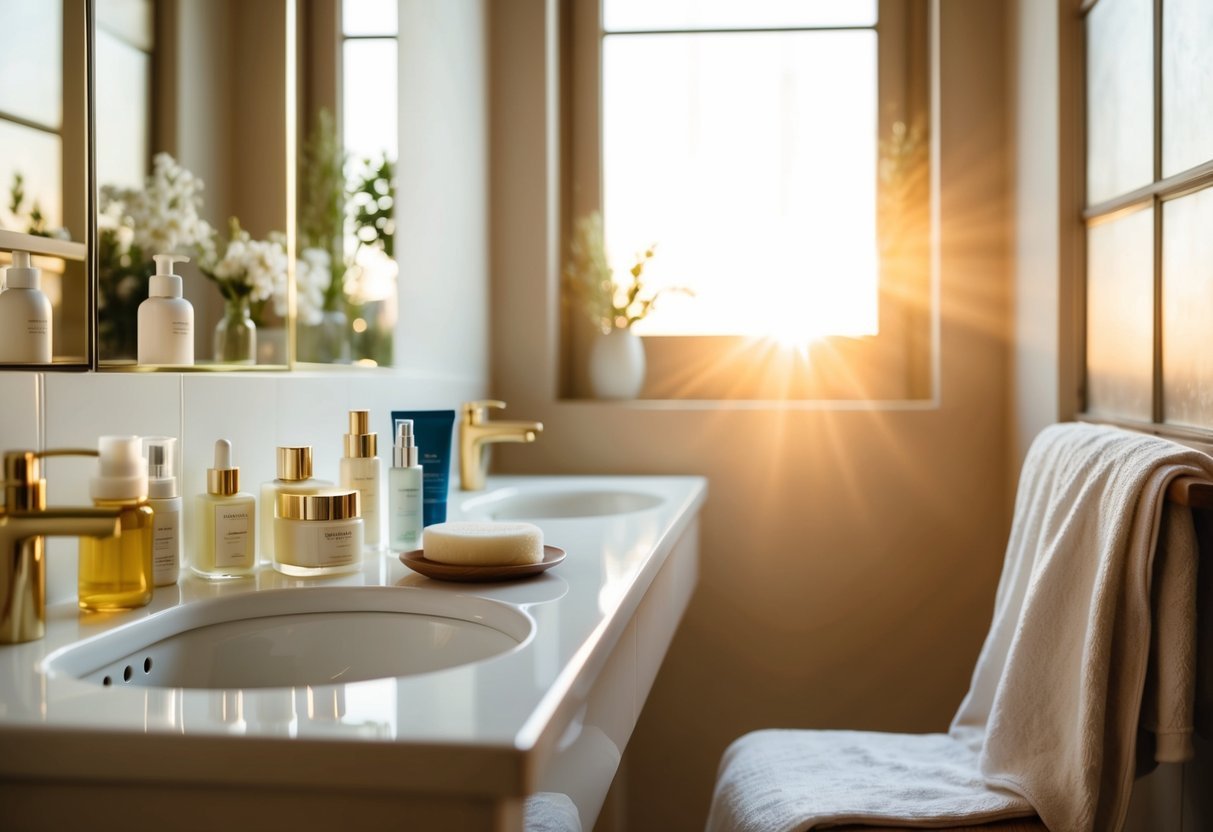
590;328;646;399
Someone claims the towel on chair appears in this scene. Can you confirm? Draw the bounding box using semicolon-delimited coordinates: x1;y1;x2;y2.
706;423;1213;832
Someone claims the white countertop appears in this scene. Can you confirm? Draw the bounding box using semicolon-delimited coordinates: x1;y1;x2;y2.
0;475;707;799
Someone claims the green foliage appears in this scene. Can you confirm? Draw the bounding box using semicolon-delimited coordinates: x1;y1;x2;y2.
563;211;688;333
8;172;55;238
350;156;396;258
299;109;348;312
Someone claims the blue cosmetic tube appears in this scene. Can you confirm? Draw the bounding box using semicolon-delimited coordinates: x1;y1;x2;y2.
391;410;455;526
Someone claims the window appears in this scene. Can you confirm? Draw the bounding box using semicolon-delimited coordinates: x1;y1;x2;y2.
566;0;932;400
1079;0;1213;434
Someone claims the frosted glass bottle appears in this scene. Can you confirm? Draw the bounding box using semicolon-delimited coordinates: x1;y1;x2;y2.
388;419;423;551
340;410;381;548
193;439;256;579
79;436;153;611
0;251;52;363
137;253;194;366
144;436;182;586
259;446;332;563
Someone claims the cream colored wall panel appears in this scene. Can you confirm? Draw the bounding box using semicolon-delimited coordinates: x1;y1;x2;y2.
1162;188;1213;428
1162;0;1213;177
1085;207;1154;422
1086;0;1153;204
0;372;40;450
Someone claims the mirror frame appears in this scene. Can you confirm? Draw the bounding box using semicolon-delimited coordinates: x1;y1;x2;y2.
0;0;95;372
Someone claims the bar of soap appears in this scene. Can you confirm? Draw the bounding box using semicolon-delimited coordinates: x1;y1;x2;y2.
423;521;544;566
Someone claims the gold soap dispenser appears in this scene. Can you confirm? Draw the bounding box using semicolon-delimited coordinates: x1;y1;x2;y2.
193;439;256;579
79;436;154;611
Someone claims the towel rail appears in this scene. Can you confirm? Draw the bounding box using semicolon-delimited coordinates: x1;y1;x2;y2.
1166;476;1213;510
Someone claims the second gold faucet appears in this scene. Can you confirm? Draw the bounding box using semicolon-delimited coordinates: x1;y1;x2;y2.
458;400;542;491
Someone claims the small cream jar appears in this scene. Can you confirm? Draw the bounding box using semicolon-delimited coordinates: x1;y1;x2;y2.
273;490;363;576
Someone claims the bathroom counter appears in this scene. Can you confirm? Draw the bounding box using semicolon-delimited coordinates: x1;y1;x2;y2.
0;475;706;830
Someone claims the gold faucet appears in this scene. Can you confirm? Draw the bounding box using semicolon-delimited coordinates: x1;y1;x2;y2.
1;450;123;644
458;400;543;491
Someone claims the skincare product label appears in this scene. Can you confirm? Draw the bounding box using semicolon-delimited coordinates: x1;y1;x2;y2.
288;524;360;568
151;511;180;575
213;505;253;568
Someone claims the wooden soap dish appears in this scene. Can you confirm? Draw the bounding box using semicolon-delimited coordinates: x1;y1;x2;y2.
400;546;566;582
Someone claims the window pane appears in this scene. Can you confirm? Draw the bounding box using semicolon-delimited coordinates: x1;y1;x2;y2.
343;0;397;36
96;0;153;51
0;0;62;129
1085;0;1153;205
94;27;150;190
1162;187;1213;428
603;31;878;339
604;0;877;32
1085;207;1153;421
1162;0;1213;177
0;121;62;233
343;39;398;164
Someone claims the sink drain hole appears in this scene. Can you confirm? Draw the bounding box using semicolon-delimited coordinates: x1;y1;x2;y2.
144;657;153;674
123;665;132;682
102;676;112;686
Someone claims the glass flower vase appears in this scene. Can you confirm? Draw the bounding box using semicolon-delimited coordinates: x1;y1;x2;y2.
298;307;352;364
213;295;257;365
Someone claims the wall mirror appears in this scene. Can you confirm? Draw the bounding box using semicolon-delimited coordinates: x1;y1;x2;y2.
0;0;90;367
91;0;399;371
94;0;294;368
295;0;398;367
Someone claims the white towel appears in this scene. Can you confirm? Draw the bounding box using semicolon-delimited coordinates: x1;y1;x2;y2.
706;423;1212;832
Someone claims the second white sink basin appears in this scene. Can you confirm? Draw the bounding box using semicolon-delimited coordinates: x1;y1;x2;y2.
43;587;533;690
462;488;664;521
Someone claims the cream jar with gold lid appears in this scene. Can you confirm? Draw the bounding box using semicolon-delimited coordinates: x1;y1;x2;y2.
259;446;333;564
273;490;363;576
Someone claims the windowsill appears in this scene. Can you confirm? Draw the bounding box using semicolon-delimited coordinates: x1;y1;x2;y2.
554;395;939;412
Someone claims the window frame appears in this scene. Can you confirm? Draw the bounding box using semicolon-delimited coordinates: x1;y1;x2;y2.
563;0;934;402
1076;0;1213;444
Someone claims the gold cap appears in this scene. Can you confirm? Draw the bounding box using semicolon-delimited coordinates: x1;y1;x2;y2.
276;446;313;480
343;410;377;458
207;468;240;495
277;489;361;521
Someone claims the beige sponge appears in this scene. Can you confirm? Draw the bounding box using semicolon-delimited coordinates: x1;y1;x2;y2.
423;521;544;566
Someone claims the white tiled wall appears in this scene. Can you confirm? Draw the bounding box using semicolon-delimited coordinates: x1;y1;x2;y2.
0;370;484;604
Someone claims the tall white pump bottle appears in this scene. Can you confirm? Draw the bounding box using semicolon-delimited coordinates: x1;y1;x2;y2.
0;251;52;363
138;253;194;366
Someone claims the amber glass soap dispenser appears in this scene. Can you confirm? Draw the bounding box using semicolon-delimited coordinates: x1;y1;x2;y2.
79;436;154;611
193;439;256;579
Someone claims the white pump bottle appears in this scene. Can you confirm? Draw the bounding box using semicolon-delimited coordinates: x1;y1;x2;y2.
0;251;52;363
138;253;194;366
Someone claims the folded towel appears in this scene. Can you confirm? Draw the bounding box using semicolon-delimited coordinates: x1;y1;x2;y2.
706;423;1213;832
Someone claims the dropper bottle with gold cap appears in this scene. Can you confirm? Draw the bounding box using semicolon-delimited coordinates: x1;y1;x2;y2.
192;439;256;579
340;410;381;548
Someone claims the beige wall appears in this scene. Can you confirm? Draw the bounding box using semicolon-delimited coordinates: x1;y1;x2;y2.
489;2;1011;829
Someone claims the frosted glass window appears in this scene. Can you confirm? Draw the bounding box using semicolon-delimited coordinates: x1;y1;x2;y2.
1162;0;1213;177
94;27;149;191
1085;0;1153;205
604;31;879;339
343;39;398;164
343;0;397;36
96;0;153;51
1085;207;1153;421
604;0;877;32
0;121;63;234
0;0;62;129
1162;188;1213;428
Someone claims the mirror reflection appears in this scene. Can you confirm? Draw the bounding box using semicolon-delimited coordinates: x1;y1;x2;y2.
95;0;292;366
0;0;88;364
93;0;399;369
295;0;397;366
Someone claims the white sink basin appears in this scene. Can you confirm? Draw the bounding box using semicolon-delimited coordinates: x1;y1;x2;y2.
43;587;533;690
461;488;664;521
